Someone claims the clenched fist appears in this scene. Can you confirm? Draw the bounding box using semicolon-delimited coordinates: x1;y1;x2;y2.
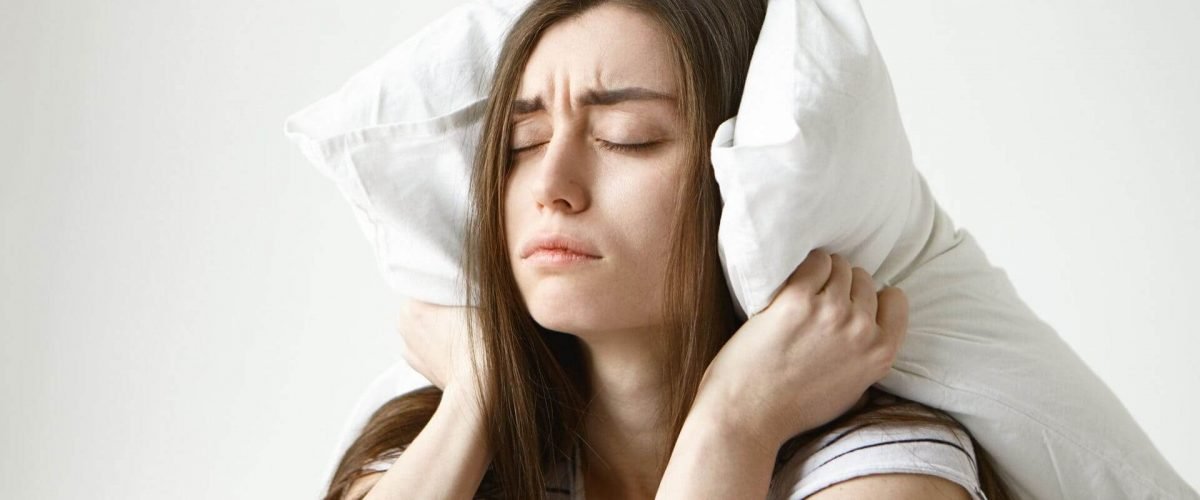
689;250;909;449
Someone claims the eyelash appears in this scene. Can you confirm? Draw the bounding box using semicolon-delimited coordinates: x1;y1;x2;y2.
509;140;658;156
599;140;658;153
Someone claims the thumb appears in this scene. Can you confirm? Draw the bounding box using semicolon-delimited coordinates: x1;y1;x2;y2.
876;286;909;347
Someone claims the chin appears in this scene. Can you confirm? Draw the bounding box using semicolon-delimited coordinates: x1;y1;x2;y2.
523;286;610;336
527;297;600;335
517;275;659;337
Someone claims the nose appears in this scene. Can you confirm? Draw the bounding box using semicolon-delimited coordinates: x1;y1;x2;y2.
530;132;590;214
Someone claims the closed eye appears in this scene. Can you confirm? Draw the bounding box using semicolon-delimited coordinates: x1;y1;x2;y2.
510;142;548;156
596;140;659;153
509;140;661;157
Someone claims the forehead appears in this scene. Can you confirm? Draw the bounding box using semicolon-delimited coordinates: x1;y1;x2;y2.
517;3;677;101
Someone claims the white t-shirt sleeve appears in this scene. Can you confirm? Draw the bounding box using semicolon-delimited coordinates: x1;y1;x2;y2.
768;406;987;500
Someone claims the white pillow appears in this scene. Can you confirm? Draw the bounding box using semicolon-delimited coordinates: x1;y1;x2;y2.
284;0;530;305
286;0;1198;498
715;2;1194;498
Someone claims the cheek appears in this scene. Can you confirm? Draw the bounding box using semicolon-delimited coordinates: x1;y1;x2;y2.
611;170;681;267
631;156;683;223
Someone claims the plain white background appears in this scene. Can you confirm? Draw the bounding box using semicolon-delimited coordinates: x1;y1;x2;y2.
1;0;1196;498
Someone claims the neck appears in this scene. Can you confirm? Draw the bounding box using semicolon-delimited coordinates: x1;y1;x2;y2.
576;327;672;500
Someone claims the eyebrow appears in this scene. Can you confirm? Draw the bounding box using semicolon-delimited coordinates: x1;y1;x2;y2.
512;87;675;115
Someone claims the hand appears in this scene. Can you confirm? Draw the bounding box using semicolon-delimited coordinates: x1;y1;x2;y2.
689;250;909;449
395;299;489;402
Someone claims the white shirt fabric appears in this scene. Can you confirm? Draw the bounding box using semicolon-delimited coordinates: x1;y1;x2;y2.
766;405;987;499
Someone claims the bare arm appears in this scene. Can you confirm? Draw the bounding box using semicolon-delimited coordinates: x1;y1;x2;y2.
358;386;492;500
657;252;908;498
656;407;972;500
345;300;493;499
807;473;971;500
654;410;779;499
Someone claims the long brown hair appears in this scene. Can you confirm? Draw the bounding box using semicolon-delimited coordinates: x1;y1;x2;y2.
325;1;1012;499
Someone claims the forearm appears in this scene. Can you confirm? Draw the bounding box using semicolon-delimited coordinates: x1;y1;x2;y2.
655;411;780;499
363;387;493;500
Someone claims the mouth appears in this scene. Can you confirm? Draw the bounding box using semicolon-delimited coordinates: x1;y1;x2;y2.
527;247;599;258
524;248;601;267
520;233;602;260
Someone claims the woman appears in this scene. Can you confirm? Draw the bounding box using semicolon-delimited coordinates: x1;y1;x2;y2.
326;0;1012;498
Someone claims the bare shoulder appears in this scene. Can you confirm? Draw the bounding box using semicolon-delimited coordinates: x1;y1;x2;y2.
806;472;972;500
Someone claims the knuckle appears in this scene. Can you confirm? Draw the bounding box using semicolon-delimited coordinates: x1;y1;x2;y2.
770;292;812;326
848;324;875;348
815;300;841;326
773;288;802;311
849;310;875;335
830;297;853;318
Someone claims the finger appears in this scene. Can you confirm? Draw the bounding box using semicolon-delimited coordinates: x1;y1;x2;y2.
876;286;909;349
783;249;833;296
820;253;852;298
850;267;878;318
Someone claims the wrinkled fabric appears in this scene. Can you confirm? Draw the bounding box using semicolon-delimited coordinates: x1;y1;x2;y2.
284;1;521;304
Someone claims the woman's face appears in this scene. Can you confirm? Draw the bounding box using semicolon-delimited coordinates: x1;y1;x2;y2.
504;4;686;340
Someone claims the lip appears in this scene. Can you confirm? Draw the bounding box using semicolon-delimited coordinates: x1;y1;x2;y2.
520;233;602;260
524;248;601;267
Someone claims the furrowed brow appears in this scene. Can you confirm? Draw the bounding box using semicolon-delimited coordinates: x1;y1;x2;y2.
511;87;675;116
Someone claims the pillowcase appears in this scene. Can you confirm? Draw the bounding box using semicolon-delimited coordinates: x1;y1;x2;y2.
284;0;530;305
287;0;1198;498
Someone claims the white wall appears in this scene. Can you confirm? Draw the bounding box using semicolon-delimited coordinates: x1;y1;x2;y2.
0;0;1194;498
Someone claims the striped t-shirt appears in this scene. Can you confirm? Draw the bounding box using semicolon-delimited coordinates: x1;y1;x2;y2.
361;399;986;499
